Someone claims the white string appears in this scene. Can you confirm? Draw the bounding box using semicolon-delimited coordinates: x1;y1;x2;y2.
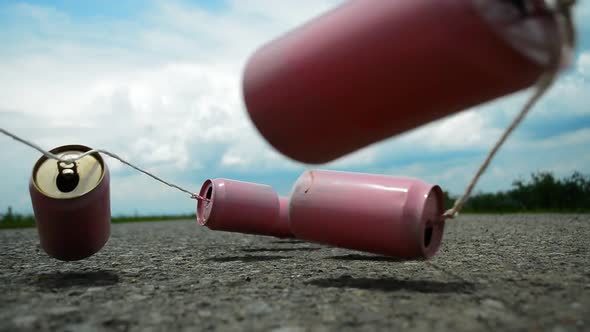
0;128;208;201
442;71;557;219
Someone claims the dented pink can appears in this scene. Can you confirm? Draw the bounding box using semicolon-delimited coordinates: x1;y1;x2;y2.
288;170;445;259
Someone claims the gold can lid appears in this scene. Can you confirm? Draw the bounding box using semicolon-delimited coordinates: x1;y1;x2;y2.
32;145;106;199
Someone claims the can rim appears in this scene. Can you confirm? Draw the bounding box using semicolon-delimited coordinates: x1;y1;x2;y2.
472;0;565;68
196;179;215;225
31;144;106;199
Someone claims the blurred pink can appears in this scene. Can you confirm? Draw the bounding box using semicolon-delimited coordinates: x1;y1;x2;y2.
242;0;564;163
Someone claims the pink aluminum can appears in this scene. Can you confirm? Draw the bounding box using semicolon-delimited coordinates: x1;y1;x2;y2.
289;170;445;259
197;178;293;238
242;0;563;163
29;145;111;261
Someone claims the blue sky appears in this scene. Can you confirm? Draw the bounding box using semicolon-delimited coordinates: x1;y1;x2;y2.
1;0;589;216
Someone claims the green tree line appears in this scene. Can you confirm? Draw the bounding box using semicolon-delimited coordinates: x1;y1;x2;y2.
0;207;195;229
444;171;590;213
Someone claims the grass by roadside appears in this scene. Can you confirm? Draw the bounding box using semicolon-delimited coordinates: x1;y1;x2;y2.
0;214;196;230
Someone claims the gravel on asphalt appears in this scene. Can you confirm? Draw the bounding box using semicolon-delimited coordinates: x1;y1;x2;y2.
0;214;589;332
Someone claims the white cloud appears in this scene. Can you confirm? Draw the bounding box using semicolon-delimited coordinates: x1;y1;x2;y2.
402;111;503;151
227;0;343;26
1;0;347;213
0;1;349;170
220;154;249;168
520;127;590;149
579;52;590;75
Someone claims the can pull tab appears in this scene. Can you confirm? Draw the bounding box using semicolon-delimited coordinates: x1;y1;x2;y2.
56;160;80;193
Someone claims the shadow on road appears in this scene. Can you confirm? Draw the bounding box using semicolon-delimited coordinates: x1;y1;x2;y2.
306;276;475;294
33;270;120;289
241;247;321;253
325;254;405;262
206;255;291;263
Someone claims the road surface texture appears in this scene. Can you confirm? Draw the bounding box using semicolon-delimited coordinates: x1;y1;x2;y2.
0;214;589;332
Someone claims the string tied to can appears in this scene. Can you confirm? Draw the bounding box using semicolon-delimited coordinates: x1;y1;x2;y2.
442;0;577;220
0;127;210;202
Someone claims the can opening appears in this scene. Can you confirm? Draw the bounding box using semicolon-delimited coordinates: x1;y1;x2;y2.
473;0;562;67
424;224;433;248
197;180;214;226
55;160;80;193
56;171;80;193
507;0;527;17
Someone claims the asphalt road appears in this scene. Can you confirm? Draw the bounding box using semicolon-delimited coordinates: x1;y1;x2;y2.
0;214;589;332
